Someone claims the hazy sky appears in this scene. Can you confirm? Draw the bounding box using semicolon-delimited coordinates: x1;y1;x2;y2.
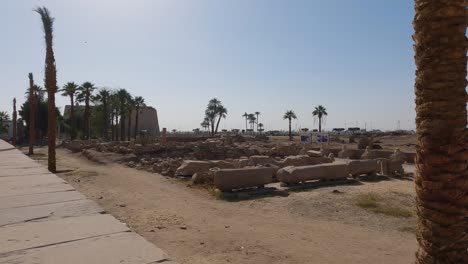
1;0;416;131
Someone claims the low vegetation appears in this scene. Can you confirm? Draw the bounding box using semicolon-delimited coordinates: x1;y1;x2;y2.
355;192;413;218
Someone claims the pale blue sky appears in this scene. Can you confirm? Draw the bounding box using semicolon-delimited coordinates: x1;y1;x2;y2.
1;0;415;131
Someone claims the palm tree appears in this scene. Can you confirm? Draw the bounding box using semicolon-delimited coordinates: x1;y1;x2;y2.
247;114;256;133
205;98;221;136
94;88;111;140
258;123;264;133
413;1;468;263
117;89;130;141
215;105;227;135
283;110;297;141
35;7;57;172
59;82;78;139
109;91;119;141
12;98;17;146
242;112;248;133
126;95;134;141
133;96;145;139
312;105;327;132
255;111;260;132
77;82;96;139
200;118;210;132
27;73;36;155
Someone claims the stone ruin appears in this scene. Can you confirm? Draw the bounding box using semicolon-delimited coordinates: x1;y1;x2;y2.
62;137;409;194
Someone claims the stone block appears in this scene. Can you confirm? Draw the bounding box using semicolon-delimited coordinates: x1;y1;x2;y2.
276;162;348;184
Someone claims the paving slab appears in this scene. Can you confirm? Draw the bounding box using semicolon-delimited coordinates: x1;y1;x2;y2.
0;214;129;254
0;232;168;264
0;181;73;198
0;191;86;209
0;199;104;226
0;140;177;263
0;167;51;177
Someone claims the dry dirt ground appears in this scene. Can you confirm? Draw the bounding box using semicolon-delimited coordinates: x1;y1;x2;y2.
26;146;417;264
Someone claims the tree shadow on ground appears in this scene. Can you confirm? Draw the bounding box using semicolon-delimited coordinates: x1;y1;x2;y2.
284;178;362;193
222;187;289;202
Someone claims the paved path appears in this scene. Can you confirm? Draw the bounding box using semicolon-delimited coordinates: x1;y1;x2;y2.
0;140;177;264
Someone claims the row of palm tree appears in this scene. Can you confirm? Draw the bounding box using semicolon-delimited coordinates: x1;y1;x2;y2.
202;98;227;136
59;83;146;142
282;105;327;141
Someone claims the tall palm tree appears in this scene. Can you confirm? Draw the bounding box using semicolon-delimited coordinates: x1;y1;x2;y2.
242;112;249;133
200;118;210;132
283;110;297;141
215;105;227;135
35;7;57;172
413;1;468;263
117;89;130;141
27;73;35;155
247;113;256;133
77;82;96;139
133;96;145;139
59;82;78;139
126;95;134;141
255;111;260;132
205;98;221;136
258;123;264;133
312;105;327;132
94;88;111;140
12;98;17;146
109;91;119;141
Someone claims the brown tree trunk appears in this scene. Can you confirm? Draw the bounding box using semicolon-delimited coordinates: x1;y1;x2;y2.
288;119;292;141
84;95;90;140
127;110;131;141
103;100;108;140
319;116;322;132
28;74;35;155
120;113;125;142
134;107;139;140
110;111;114;141
70;96;75;140
45;32;57;173
115;112;119;141
12;98;17;146
413;1;468;263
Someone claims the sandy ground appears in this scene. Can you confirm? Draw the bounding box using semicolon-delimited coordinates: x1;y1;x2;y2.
28;147;417;264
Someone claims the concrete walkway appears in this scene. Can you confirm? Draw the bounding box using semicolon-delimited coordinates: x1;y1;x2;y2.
0;140;177;264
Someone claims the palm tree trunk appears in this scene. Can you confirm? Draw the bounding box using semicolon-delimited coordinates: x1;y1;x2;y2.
70;96;76;140
319;116;322;132
45;33;57;173
127;110;131;141
413;1;468;263
12;99;17;146
245;118;247;133
115;112;119;141
211;121;215;137
110;111;114;141
215;116;222;135
256;114;259;133
134;107;139;140
103;100;108;140
288;119;292;141
28;77;35;154
120;114;125;142
84;96;90;140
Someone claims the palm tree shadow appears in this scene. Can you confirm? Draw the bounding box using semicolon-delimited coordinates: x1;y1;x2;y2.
283;178;362;193
222;187;289;202
55;169;74;174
